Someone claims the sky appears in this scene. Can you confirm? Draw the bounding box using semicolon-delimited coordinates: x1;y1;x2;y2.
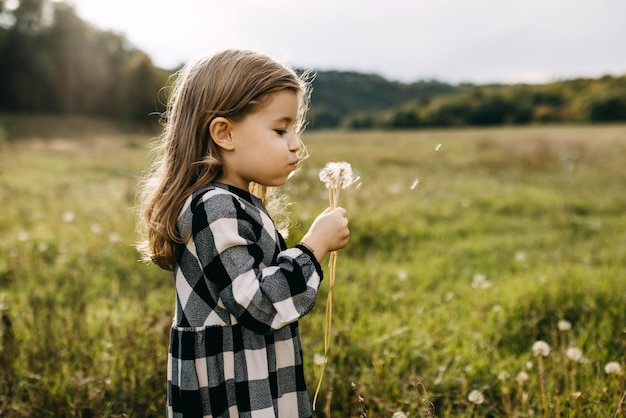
69;0;626;85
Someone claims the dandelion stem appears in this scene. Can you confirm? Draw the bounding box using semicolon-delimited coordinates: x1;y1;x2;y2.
614;389;626;418
538;356;548;415
313;162;356;410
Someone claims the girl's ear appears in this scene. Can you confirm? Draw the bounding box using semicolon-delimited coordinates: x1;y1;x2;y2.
209;117;235;151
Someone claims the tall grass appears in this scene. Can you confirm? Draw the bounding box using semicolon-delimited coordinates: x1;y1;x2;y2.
1;125;625;417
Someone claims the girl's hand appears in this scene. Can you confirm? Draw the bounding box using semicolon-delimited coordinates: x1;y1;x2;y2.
299;207;349;263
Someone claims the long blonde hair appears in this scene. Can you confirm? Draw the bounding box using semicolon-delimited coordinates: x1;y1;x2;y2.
137;49;311;270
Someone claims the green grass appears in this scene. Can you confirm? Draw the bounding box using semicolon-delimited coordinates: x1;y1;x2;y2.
1;125;625;417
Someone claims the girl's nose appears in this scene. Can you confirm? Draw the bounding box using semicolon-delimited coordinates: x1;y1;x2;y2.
288;134;301;152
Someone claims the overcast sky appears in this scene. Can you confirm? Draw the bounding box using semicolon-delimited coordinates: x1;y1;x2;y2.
69;0;626;85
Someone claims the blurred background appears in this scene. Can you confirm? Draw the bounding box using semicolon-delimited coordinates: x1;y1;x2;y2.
1;0;625;136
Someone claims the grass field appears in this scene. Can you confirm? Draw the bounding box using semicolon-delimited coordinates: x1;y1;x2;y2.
0;124;625;417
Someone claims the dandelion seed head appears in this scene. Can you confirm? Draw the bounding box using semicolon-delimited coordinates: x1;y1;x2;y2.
313;353;326;366
392;412;408;418
90;223;102;234
532;340;551;357
516;371;529;383
318;162;358;189
62;211;75;223
514;251;527;262
604;361;623;375
557;320;572;331
18;231;30;242
397;269;408;281
471;273;492;289
498;371;510;381
468;389;485;405
566;347;583;362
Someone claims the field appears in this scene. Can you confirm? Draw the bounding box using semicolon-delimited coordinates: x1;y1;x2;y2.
0;124;625;417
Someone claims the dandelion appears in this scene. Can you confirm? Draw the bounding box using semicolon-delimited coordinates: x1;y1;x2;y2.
468;389;484;404
514;251;527;262
467;389;485;416
392;412;408;418
566;347;583;362
313;162;358;410
558;319;572;331
516;371;529;384
532;340;550;414
397;269;408;281
605;361;623;375
471;273;492;289
516;371;529;405
532;340;551;357
313;353;325;366
90;223;102;234
318;162;359;196
565;346;584;394
499;371;512;415
18;231;30;242
62;210;75;223
558;319;572;392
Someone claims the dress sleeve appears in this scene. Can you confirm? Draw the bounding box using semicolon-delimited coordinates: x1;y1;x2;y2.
192;192;324;334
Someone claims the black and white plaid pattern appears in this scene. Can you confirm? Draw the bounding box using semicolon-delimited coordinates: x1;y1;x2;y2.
167;183;323;418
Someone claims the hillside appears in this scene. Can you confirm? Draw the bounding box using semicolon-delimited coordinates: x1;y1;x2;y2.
307;71;461;129
308;72;626;129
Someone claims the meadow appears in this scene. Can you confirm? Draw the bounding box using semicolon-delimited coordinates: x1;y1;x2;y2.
0;124;625;417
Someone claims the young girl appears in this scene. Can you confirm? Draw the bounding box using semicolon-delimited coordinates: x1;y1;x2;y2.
137;49;350;418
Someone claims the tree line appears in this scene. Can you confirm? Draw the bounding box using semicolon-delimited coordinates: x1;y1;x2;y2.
1;0;625;131
0;0;169;128
334;75;626;130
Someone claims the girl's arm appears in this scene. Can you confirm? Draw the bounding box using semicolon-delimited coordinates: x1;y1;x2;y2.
189;192;324;334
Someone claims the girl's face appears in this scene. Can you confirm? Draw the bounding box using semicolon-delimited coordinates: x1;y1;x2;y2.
218;90;302;190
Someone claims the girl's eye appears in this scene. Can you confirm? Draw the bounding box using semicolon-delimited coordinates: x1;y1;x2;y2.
275;129;287;136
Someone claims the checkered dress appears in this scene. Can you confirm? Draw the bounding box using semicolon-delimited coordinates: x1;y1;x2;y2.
167;183;323;418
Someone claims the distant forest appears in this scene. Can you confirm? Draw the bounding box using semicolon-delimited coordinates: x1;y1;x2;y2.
1;0;626;131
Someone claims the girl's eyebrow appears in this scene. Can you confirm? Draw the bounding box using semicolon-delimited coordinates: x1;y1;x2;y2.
273;116;295;123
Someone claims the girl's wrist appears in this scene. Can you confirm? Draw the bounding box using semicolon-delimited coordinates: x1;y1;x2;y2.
297;241;315;255
297;239;325;263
